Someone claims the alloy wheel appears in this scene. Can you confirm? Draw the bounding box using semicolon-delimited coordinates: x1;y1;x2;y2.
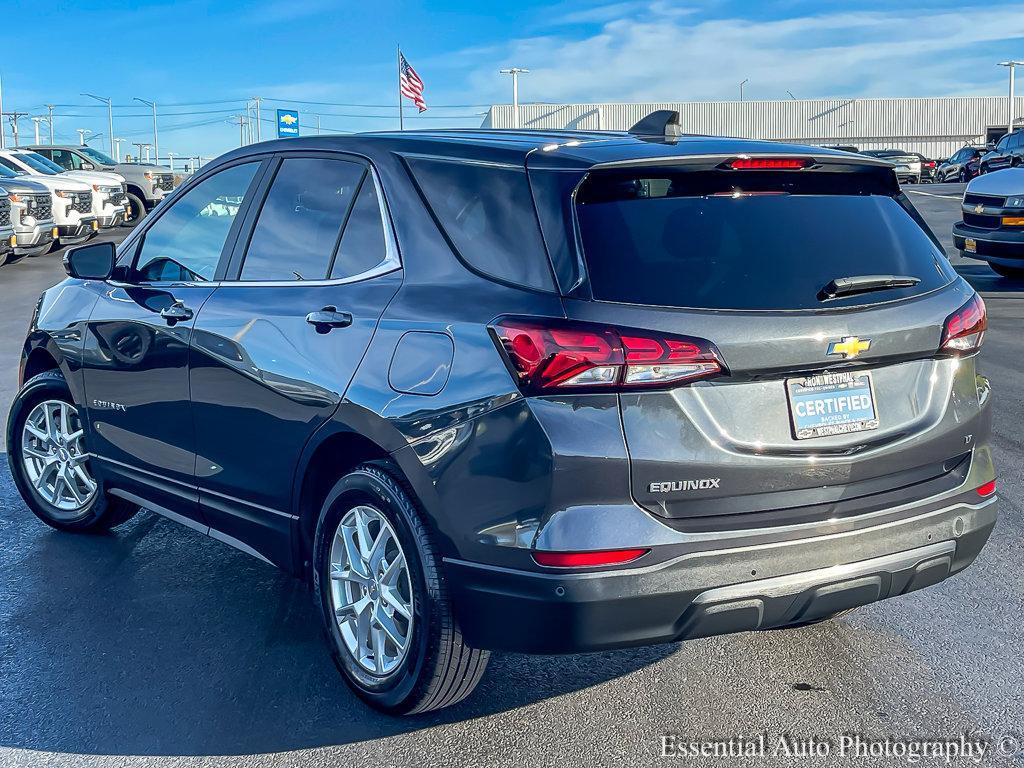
328;505;414;676
20;399;97;516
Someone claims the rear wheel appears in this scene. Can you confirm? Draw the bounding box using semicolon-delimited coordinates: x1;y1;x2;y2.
123;192;146;226
313;462;488;715
990;262;1024;279
7;370;139;531
958;168;969;183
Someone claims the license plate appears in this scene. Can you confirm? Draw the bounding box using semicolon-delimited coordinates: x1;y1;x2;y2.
965;238;977;253
786;371;878;440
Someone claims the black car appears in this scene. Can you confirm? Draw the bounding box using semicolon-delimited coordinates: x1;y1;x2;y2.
7;122;997;715
936;147;985;183
979;129;1024;173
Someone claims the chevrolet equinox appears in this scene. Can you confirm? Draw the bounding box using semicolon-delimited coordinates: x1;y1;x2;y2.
7;117;998;715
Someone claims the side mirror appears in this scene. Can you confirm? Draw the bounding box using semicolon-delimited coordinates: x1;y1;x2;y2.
81;162;95;170
63;240;115;280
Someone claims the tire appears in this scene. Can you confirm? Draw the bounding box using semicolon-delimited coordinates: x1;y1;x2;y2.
123;193;146;226
990;262;1024;279
312;461;488;715
6;370;139;532
959;169;969;183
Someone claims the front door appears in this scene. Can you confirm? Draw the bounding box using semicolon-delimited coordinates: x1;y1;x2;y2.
188;154;402;565
80;159;265;521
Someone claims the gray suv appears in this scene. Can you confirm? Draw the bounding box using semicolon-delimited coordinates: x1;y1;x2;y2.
7;125;997;716
27;144;175;224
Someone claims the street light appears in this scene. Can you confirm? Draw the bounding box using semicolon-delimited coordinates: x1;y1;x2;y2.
739;78;749;101
76;128;93;145
133;97;159;165
499;67;529;129
166;151;175;172
998;61;1024;131
82;93;114;154
113;137;125;162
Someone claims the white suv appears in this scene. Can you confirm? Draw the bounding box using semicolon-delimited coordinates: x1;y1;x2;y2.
0;150;127;232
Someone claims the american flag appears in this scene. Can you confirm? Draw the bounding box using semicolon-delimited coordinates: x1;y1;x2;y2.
399;52;427;113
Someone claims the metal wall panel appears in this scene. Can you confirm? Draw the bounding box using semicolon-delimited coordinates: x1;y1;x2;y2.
482;97;1024;159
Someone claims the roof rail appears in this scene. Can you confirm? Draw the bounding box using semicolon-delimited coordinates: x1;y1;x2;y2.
628;110;682;139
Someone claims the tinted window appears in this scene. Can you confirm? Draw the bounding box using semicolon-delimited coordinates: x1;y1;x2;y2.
330;176;388;279
575;168;955;311
48;149;80;170
240;158;364;281
406;157;554;291
134;162;260;282
0;157;24;174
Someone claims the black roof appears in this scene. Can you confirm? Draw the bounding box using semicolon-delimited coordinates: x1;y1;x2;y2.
213;129;893;172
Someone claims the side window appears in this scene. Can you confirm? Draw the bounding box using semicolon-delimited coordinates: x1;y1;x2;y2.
0;157;22;174
998;136;1011;150
134;162;261;283
330;176;388;279
239;157;364;281
405;156;554;292
49;149;77;170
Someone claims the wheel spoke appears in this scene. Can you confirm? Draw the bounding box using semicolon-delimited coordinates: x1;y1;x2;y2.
371;627;386;673
381;585;411;620
59;403;70;440
375;608;406;650
380;552;406;588
367;525;392;572
354;508;373;560
22;445;52;462
43;404;55;440
341;527;370;578
25;422;48;442
64;471;86;505
330;564;369;586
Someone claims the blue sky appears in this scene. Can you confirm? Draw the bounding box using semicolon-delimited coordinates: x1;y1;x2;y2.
3;0;1024;160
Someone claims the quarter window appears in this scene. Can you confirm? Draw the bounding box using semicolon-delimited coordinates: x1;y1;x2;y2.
330;176;388;279
134;162;260;282
240;158;364;281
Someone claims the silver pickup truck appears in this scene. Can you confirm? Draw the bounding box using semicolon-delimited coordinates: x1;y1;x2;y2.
26;144;175;225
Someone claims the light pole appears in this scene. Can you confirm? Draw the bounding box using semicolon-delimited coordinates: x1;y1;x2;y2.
999;61;1024;131
499;67;529;128
739;78;749;101
113;137;125;162
82;93;114;154
45;104;55;144
31;116;43;144
76;128;93;145
133;97;158;165
252;96;263;142
166;151;175;172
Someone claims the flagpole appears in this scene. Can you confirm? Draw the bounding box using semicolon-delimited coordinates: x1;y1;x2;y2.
397;45;404;131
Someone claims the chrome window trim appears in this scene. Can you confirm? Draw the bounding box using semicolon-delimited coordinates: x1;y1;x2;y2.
224;162;401;288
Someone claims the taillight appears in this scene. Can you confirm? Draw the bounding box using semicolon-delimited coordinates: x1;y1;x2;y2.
491;318;723;394
940;294;987;354
976;479;996;497
532;548;649;568
726;157;811;170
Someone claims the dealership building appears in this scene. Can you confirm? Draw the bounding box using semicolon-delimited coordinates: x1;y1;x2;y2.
482;96;1024;159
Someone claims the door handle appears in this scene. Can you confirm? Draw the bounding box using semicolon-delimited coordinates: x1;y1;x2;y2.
160;300;194;324
306;306;353;332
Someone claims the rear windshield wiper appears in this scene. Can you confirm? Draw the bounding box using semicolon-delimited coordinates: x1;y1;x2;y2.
817;274;921;301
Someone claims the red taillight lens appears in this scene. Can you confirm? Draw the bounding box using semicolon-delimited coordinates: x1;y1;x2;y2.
976;479;996;497
940;294;987;354
492;318;722;393
727;157;811;170
532;548;649;568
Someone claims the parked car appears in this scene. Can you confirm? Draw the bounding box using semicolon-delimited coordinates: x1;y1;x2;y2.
979;129;1024;174
26;144;174;224
910;153;937;183
7;130;997;716
0;149;128;230
860;149;921;183
953;168;1024;277
0;166;58;258
0;191;16;267
0;153;97;246
936;146;985;183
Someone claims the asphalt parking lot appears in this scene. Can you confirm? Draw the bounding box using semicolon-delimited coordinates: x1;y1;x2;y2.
1;185;1022;767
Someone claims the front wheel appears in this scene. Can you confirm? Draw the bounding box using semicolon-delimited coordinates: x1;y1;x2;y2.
313;462;488;715
123;193;147;226
7;370;139;531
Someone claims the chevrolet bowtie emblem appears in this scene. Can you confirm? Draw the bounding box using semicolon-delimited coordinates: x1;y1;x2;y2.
827;336;871;359
975;203;985;214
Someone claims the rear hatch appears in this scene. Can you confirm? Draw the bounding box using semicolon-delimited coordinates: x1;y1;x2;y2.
527;152;986;529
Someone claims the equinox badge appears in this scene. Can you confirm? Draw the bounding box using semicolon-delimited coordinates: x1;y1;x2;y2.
827;336;871;359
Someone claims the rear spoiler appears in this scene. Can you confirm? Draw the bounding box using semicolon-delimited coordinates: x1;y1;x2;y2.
628;110;682;139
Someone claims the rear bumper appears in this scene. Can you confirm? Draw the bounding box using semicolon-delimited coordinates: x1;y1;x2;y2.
953;222;1024;259
447;494;996;653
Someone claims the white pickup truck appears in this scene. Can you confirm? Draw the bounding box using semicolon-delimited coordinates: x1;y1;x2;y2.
0;150;98;246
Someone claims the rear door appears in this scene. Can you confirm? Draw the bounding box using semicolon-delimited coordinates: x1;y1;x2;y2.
554;158;981;528
188;153;402;565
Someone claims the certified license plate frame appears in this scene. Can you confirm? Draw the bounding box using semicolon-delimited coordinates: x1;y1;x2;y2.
786;371;879;440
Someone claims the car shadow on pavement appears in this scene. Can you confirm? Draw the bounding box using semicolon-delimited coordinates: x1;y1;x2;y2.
955;263;1024;294
0;461;676;756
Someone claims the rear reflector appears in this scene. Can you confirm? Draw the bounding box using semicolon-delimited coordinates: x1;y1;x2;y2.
727;157;811;170
532;548;649;568
491;317;722;394
976;479;996;497
940;294;986;354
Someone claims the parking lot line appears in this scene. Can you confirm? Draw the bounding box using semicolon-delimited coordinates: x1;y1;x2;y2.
906;189;962;200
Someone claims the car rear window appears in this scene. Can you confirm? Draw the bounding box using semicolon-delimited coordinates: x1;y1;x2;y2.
575;168;955;310
405;156;555;292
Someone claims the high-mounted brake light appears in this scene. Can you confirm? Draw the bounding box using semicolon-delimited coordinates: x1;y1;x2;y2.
940;294;986;354
491;318;723;394
976;479;997;497
727;157;811;170
532;548;649;568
